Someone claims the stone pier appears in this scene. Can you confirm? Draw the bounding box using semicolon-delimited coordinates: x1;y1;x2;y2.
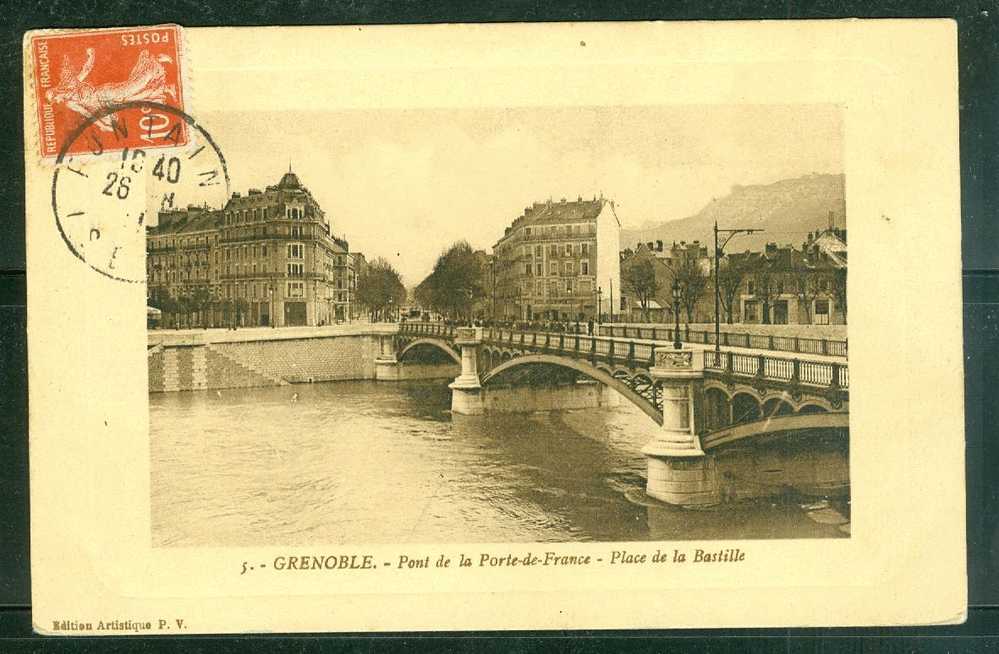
449;327;485;415
374;334;401;381
641;347;720;507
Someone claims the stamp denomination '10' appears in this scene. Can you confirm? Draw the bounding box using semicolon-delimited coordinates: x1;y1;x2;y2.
29;25;188;160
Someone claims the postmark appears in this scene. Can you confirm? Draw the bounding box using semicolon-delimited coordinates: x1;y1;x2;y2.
29;25;188;160
51;101;229;283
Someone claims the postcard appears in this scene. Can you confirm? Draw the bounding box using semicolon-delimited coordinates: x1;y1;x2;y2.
24;20;965;633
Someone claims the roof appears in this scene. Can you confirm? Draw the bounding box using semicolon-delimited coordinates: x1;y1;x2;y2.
277;168;302;189
150;208;220;236
522;198;605;225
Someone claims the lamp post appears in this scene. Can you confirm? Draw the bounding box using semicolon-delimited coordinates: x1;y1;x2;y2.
596;285;603;322
268;285;274;328
671;278;682;350
713;220;763;354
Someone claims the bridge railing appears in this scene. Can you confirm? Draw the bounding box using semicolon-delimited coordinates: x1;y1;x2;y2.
401;322;456;338
600;324;847;358
399;322;848;391
703;350;849;390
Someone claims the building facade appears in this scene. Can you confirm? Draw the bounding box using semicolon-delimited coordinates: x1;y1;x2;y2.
147;169;356;328
619;240;715;323
492;197;621;321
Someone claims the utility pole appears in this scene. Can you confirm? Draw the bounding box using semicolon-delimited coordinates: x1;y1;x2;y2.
714;220;763;354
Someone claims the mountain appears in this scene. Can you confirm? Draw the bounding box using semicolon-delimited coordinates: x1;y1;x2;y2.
621;173;845;254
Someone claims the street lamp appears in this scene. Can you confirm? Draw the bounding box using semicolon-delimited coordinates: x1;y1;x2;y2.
672;278;683;350
596;285;603;322
713;220;763;354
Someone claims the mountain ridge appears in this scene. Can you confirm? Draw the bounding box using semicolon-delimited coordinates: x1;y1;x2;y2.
621;173;845;254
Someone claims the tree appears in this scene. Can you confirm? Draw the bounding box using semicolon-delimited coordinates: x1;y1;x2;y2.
751;265;778;324
674;256;708;324
832;267;847;322
793;267;820;325
416;241;485;321
190;287;213;328
717;257;749;325
356;258;407;321
623;258;659;322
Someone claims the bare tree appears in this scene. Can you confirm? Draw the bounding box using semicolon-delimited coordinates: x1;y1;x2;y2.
674;257;708;325
717;257;749;325
623;258;659;322
751;266;777;324
832;268;847;322
793;267;820;325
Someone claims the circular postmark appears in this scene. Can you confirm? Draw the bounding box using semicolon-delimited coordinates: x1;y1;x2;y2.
51;101;230;283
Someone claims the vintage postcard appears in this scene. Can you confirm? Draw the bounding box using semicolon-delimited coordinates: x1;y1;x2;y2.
24;21;965;633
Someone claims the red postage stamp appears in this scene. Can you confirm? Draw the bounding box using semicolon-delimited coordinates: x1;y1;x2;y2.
28;25;188;160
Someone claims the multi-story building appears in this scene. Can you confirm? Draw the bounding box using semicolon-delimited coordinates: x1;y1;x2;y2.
493;196;621;321
147;168;355;328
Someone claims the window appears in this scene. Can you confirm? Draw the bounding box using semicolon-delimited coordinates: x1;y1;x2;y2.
535;245;542;256
566;279;573;293
549;262;557;275
536;280;544;295
776;281;784;295
581;243;589;256
564;262;574;275
287;263;304;277
288;243;303;259
549;244;558;257
581;261;589;275
525;263;532;275
744;300;759;322
564;244;572;256
814;299;830;325
747;280;755;295
287;282;304;298
525;228;532;237
535;263;542;276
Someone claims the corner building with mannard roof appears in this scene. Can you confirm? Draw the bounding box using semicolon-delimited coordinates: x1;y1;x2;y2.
146;169;357;328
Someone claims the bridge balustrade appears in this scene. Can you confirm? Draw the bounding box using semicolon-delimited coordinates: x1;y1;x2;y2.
599;323;846;358
400;322;849;391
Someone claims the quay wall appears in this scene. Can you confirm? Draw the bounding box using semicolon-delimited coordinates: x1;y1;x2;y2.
148;325;398;392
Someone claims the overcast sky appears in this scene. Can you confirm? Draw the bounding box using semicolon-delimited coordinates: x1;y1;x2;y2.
202;104;842;286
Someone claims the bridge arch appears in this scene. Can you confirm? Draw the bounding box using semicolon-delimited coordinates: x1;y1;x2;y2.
398;339;461;365
479;353;663;426
731;392;762;425
701;411;849;451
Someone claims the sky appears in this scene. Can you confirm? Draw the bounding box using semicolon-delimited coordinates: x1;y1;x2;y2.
201;104;842;286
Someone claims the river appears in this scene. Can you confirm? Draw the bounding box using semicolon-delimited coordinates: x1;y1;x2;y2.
150;380;847;546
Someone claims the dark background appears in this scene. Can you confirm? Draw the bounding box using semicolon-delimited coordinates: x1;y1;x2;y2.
1;1;997;651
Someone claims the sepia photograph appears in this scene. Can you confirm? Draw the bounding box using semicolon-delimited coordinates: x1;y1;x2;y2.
24;21;964;633
142;103;851;546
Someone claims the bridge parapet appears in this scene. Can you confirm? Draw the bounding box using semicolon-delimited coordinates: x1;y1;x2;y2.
398;322;849;404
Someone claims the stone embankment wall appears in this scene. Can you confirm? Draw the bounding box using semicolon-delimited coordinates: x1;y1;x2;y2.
148;326;394;392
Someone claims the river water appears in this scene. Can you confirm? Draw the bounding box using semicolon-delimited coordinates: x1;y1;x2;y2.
150;380;846;547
